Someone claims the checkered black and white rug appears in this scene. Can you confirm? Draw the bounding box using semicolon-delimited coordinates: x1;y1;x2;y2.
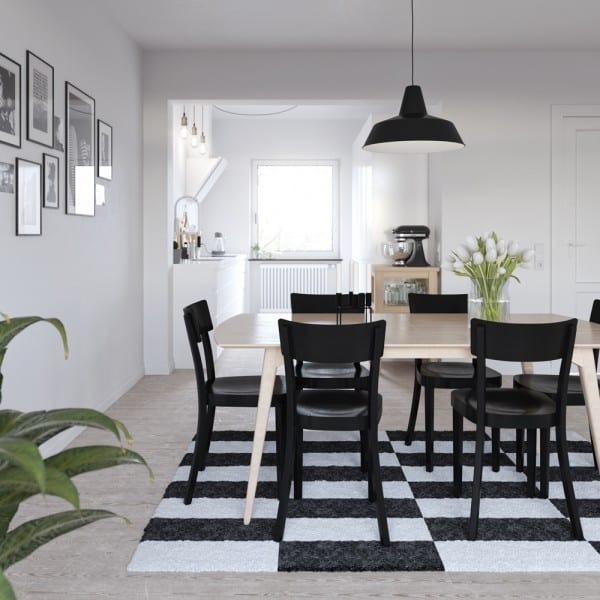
128;429;600;572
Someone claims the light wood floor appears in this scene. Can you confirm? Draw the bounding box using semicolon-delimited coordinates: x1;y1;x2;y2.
8;351;600;599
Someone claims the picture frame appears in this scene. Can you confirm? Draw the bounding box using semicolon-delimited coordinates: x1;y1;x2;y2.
16;158;41;236
26;51;54;148
97;119;112;181
0;52;21;148
0;161;15;193
43;153;59;209
65;81;95;216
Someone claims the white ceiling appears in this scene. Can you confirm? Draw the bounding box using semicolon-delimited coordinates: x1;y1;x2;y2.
97;0;600;51
211;104;393;120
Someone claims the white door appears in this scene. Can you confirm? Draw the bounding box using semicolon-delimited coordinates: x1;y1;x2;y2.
552;107;600;319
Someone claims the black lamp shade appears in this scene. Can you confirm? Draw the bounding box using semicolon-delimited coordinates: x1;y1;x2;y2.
363;86;464;154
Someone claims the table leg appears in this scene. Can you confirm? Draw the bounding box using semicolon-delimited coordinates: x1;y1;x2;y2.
574;347;600;468
244;346;283;525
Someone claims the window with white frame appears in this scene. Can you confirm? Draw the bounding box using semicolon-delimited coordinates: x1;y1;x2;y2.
251;160;340;259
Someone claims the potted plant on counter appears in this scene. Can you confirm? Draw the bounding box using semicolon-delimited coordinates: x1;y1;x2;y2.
0;313;152;599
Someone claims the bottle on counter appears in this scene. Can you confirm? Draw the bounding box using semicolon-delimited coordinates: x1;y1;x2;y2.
212;232;226;256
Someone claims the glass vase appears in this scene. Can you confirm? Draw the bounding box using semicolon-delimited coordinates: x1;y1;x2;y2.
468;278;510;322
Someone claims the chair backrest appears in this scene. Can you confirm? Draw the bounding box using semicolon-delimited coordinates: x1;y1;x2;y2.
183;300;216;393
408;293;468;314
290;292;370;314
278;319;386;392
470;318;578;419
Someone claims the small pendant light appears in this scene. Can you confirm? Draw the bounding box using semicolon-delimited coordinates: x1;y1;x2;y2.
363;0;464;153
180;105;188;139
190;105;199;148
199;105;207;155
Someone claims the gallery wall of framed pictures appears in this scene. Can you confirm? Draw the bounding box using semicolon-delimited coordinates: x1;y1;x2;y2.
0;46;114;236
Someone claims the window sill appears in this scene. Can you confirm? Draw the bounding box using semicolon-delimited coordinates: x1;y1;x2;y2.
248;258;342;262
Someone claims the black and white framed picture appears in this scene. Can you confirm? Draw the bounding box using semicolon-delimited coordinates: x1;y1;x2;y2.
26;51;54;148
16;158;41;235
43;153;59;209
0;161;14;193
0;52;21;148
97;119;112;181
65;81;95;216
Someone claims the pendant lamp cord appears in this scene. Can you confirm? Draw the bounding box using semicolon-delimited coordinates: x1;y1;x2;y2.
411;0;414;85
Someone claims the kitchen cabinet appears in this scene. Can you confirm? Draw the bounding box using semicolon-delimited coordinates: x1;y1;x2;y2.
172;256;246;368
371;265;439;312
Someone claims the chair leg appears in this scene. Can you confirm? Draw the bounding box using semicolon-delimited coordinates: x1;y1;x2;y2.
526;428;537;498
293;426;303;500
556;424;583;540
425;385;435;472
273;412;297;541
539;428;550;499
453;409;463;498
468;423;486;540
589;425;598;471
275;404;285;486
184;407;210;505
360;430;368;473
367;428;389;546
515;428;524;472
198;406;216;470
491;428;500;472
405;370;421;446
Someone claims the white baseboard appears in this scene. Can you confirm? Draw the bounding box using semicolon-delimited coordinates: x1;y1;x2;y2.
39;366;145;458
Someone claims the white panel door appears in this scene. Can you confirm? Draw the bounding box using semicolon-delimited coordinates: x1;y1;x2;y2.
552;107;600;319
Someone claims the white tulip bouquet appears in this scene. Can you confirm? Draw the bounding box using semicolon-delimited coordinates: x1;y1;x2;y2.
449;232;534;321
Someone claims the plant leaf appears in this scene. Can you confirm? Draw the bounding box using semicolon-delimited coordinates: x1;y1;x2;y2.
0;466;79;509
0;509;121;570
0;506;18;542
0;317;68;359
8;409;124;446
45;445;153;480
0;437;44;493
0;316;69;403
0;569;16;600
0;411;22;437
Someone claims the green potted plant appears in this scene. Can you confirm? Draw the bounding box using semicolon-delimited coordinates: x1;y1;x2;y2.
0;314;152;599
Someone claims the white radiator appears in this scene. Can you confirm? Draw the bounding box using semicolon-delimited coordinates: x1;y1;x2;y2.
259;263;337;312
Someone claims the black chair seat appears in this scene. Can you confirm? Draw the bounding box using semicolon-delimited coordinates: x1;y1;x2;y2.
297;389;382;421
452;387;557;428
210;375;286;404
513;373;597;405
419;362;502;388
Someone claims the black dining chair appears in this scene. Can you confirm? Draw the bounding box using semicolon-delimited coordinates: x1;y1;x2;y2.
512;299;600;489
405;293;503;471
290;292;372;470
182;300;286;504
274;319;390;545
452;318;582;540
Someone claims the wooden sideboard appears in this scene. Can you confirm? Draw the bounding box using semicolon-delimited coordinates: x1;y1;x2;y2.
371;265;440;313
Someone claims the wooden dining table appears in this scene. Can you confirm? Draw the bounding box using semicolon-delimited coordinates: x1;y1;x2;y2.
214;311;600;524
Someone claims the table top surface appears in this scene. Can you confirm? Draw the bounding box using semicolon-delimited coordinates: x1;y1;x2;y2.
214;312;600;349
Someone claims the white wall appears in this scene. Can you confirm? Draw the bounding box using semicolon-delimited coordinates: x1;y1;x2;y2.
143;49;600;373
0;0;143;451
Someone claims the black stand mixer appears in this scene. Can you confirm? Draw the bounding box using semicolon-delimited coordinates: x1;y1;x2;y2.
391;225;431;267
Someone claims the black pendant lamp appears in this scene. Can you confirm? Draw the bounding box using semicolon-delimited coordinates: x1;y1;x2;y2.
363;0;464;154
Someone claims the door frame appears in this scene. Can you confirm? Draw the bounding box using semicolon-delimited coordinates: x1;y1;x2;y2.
551;105;600;316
